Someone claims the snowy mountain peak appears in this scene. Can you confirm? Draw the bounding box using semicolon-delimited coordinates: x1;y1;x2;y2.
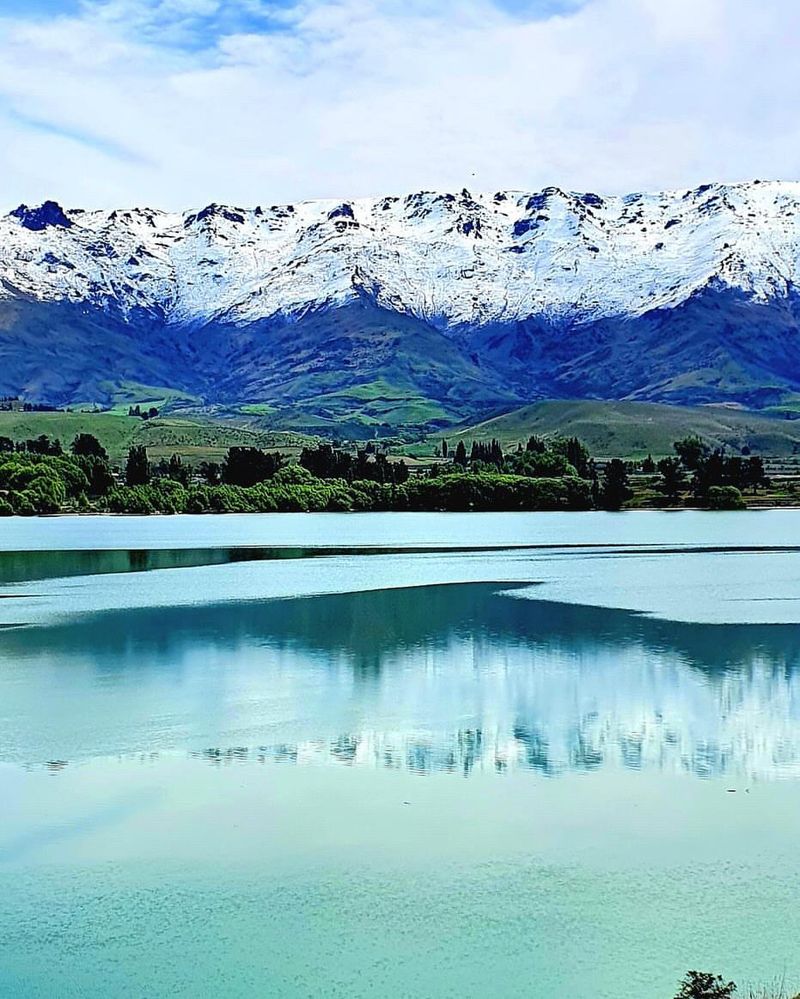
2;180;797;330
10;200;73;231
0;181;800;413
2;181;800;415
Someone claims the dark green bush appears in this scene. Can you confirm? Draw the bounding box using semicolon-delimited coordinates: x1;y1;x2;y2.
706;486;746;510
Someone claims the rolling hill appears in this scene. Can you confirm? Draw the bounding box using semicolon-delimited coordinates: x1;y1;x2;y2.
451;400;800;458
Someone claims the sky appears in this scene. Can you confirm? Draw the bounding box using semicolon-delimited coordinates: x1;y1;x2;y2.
0;0;799;210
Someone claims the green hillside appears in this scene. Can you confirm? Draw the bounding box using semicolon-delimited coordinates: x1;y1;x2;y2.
0;411;314;464
450;400;800;457
8;399;800;464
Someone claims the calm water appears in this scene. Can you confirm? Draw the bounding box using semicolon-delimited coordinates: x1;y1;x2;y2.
1;512;800;998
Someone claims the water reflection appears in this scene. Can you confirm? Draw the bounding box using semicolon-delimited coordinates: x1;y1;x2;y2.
0;543;610;585
3;581;800;779
3;580;800;673
0;546;404;584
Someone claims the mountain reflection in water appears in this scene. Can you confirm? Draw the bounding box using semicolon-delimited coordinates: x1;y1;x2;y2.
3;582;800;779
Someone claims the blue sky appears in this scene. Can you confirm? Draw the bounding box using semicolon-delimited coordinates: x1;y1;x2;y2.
1;0;81;12
0;0;798;210
7;0;584;27
6;0;587;51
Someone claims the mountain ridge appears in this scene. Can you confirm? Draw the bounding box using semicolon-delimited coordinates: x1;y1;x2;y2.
1;181;800;425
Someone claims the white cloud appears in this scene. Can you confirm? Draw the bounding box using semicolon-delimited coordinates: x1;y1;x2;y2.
0;0;798;210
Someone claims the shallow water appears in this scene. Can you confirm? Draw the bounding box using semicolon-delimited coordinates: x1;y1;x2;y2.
1;512;799;998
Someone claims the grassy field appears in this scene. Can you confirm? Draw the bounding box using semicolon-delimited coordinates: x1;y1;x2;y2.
0;411;315;464
220;379;455;434
448;400;800;458
7;398;800;470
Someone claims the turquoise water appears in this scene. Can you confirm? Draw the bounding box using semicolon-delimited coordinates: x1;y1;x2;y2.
1;512;800;998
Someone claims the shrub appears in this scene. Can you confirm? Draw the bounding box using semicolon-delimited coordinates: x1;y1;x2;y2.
207;485;253;514
514;451;576;478
272;464;317;487
349;480;394;511
246;483;279;513
9;492;36;516
707;485;746;510
185;486;212;514
401;472;592;512
107;486;157;515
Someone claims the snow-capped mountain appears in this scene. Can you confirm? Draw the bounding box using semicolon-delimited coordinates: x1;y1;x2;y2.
2;181;800;422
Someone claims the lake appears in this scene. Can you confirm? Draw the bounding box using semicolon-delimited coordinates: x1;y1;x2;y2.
1;512;800;998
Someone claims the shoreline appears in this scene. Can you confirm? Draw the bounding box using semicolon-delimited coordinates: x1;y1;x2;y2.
4;504;800;518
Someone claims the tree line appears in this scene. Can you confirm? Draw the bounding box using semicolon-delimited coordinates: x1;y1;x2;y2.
0;432;772;516
0;435;593;515
437;435;631;509
647;435;769;509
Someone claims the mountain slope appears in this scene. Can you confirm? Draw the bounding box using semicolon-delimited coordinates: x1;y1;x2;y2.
453;400;800;457
1;181;800;424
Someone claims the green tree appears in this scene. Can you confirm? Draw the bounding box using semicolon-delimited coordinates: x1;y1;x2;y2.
300;444;352;480
692;448;726;500
657;457;686;503
674;435;709;471
552;436;590;477
393;459;410;484
600;459;632;510
84;457;115;496
673;970;736;999
525;435;546;454
25;435;62;456
125;445;151;486
723;456;746;490
167;454;190;486
589;460;600;507
641;453;656;474
745;455;769;493
198;461;221;486
71;434;108;460
513;450;575;479
223;447;283;486
453;441;468;467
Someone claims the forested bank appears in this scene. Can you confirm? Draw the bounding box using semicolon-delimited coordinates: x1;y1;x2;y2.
0;431;772;515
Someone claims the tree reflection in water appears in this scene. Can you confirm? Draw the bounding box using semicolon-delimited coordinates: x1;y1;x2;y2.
4;581;800;779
